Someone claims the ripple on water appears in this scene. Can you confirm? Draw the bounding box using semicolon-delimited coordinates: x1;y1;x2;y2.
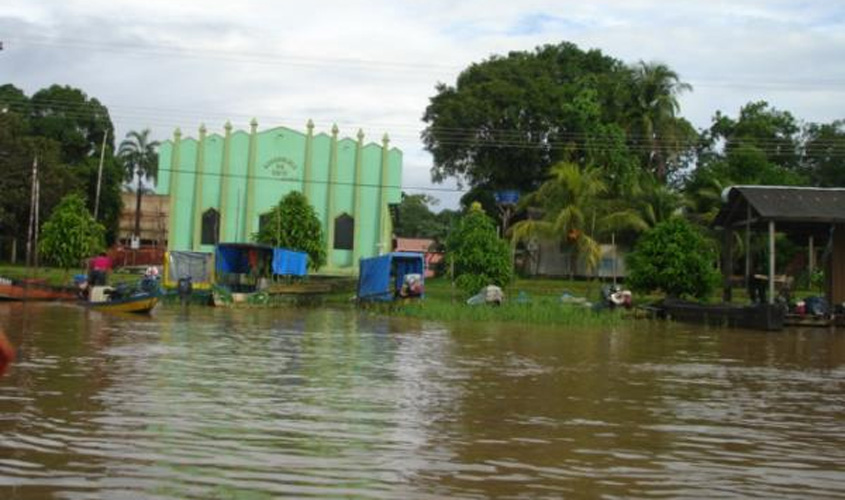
1;306;845;498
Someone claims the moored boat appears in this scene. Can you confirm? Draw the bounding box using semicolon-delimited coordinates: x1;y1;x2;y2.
85;281;160;314
0;277;78;301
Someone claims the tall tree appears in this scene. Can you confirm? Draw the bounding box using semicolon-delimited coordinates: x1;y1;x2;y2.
118;129;160;240
422;42;627;193
626;61;696;182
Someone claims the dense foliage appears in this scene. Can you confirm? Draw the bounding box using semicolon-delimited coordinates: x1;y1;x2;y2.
39;194;106;270
445;203;513;295
0;84;123;245
422;42;695;198
626;218;720;300
254;191;326;271
393;193;459;243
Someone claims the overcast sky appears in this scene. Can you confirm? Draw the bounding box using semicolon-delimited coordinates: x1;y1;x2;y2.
3;0;845;209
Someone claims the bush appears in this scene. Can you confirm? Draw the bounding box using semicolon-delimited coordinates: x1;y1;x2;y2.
446;203;512;295
40;193;106;270
626;217;720;300
254;191;326;271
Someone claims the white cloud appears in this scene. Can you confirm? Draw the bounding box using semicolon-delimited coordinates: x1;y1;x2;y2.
2;0;844;210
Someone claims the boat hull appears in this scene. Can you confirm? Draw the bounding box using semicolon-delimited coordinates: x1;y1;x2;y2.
0;281;78;301
88;295;159;314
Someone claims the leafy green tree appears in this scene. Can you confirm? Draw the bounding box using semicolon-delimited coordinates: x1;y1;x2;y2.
118;129;160;240
0;113;73;250
626;217;720;300
0;84;123;244
394;193;446;239
254;191;326;271
30;85;114;166
39;194;105;271
446;203;512;295
804;120;845;187
422;42;628;193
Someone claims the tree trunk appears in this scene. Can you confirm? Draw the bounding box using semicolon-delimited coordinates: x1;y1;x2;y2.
134;175;143;240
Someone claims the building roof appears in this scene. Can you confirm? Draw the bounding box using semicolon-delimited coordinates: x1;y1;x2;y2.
714;186;845;231
394;237;436;253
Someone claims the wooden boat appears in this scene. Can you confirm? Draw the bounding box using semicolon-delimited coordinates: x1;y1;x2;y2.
86;284;160;314
0;277;78;301
656;298;786;331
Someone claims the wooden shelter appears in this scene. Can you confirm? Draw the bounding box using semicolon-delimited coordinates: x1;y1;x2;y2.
714;186;845;307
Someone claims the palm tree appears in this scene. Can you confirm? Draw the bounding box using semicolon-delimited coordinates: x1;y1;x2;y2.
627;61;694;182
510;162;608;277
118;129;160;241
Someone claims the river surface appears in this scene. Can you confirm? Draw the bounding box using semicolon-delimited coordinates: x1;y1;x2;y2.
1;302;844;499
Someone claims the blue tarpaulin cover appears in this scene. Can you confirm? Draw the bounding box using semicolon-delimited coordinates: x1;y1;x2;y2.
273;248;307;276
215;244;272;274
357;252;425;302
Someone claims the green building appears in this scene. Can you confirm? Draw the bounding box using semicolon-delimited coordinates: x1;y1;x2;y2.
156;119;402;274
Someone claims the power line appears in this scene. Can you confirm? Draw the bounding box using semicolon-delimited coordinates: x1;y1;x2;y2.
6;100;845;154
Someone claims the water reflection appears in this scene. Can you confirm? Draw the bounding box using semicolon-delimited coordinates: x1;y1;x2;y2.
1;304;844;498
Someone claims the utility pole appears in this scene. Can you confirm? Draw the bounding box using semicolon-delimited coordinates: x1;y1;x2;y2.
25;155;38;268
94;129;108;219
34;174;40;270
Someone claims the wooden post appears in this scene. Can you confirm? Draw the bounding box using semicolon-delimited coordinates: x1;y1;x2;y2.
744;204;751;290
722;227;733;303
808;234;815;282
768;220;776;305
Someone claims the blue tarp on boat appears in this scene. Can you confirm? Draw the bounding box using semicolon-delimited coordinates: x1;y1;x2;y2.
272;248;307;276
357;252;425;302
215;243;273;274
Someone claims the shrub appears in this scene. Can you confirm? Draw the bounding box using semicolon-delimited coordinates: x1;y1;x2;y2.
40;193;105;270
626;217;720;300
446;203;513;295
254;191;326;271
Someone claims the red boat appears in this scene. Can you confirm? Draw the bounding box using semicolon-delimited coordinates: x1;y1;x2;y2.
0;277;78;301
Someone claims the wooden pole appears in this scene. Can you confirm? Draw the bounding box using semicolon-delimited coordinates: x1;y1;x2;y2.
768;220;775;305
26;155;37;268
94;129;108;220
611;232;617;287
808;234;815;283
744;204;751;290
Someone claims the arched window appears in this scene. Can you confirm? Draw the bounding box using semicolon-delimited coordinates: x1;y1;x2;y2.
258;212;273;236
201;208;220;245
334;213;354;250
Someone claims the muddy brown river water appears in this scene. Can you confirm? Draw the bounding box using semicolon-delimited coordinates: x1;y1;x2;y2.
1;302;844;499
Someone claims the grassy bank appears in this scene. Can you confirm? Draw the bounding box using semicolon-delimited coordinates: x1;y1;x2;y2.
393;298;624;326
373;277;626;326
0;264;141;287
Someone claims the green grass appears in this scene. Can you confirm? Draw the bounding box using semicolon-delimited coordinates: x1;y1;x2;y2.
369;276;626;327
0;263;141;287
393;298;624;326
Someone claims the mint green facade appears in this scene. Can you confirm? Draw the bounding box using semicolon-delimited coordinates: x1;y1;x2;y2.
156;120;403;274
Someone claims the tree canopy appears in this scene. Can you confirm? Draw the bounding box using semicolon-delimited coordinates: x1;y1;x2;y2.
422;42;628;193
0;83;123;245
